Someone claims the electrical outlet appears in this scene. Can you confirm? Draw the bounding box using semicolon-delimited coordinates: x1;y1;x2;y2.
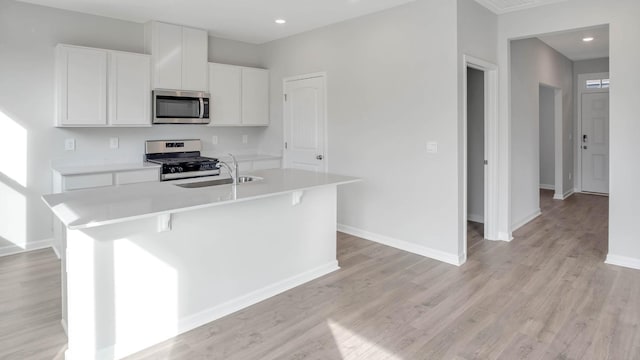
109;137;119;149
65;138;75;151
426;141;438;154
212;135;218;145
242;134;248;144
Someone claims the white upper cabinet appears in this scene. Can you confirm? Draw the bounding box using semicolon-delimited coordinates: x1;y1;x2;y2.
56;45;107;126
145;21;208;92
182;27;209;92
209;63;242;125
241;67;269;126
56;44;151;127
149;22;182;90
208;63;269;126
109;51;151;126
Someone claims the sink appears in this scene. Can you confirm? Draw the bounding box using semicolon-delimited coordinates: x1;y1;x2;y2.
174;176;263;188
237;176;263;183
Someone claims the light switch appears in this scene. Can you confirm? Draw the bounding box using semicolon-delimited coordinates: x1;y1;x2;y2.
212;135;218;145
65;138;75;151
109;137;119;149
426;141;438;154
242;134;248;144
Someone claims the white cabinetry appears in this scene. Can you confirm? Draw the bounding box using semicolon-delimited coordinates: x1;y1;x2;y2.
55;44;151;127
241;67;269;126
109;52;151;126
56;46;107;126
54;167;160;192
208;63;269;126
145;21;208;92
237;158;281;172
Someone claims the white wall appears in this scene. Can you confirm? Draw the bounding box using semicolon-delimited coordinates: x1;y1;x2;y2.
509;38;573;227
0;0;265;253
498;0;640;264
259;0;464;261
467;67;485;222
539;86;555;188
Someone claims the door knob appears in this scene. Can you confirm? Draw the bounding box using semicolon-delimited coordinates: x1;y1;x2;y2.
316;155;324;160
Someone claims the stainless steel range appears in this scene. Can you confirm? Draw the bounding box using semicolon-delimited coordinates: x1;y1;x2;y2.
145;139;220;181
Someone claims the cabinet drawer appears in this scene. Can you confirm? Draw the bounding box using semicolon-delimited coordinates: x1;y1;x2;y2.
252;159;281;170
64;173;113;191
115;169;159;185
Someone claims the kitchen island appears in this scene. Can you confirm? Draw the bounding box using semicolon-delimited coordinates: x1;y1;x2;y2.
42;168;359;360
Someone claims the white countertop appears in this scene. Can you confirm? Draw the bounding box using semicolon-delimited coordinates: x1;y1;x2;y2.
52;161;161;176
42;168;359;230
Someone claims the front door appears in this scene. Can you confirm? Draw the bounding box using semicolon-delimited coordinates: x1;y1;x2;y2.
283;75;327;172
581;92;609;194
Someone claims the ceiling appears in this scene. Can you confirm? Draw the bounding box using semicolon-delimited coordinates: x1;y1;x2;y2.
537;26;609;61
17;0;416;44
474;0;569;14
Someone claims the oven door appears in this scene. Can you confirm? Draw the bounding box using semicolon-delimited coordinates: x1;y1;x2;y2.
153;90;210;124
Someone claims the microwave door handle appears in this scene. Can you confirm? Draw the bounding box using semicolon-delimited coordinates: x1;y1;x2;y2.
199;98;204;119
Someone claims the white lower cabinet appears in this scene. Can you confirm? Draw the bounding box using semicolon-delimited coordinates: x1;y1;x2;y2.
55;168;160;192
238;158;282;172
56;44;151;127
115;169;161;185
63;173;113;191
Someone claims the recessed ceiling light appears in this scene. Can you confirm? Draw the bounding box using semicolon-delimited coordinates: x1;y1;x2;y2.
275;19;286;25
583;37;594;42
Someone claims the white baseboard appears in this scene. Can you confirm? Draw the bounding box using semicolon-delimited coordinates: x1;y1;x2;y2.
92;261;340;360
511;209;541;232
338;224;463;266
605;254;640;270
496;231;514;242
467;214;484;223
553;188;575;200
539;184;555;190
0;238;54;258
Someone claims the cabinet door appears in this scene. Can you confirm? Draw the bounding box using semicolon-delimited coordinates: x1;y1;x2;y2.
182;27;208;91
241;68;269;125
109;52;151;126
57;46;107;126
115;169;159;185
209;63;241;125
152;22;182;90
63;173;113;191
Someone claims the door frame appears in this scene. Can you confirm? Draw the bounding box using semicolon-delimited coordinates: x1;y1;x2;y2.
462;55;499;263
282;72;329;173
576;72;609;193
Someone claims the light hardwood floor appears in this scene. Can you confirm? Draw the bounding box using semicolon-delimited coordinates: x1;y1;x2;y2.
2;190;639;359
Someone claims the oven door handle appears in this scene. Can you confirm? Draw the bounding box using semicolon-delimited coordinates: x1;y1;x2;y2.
199;98;205;119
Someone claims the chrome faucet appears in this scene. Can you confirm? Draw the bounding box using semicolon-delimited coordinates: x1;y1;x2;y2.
217;153;238;185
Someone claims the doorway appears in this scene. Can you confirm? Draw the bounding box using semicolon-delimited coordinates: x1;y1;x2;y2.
462;54;499;262
539;84;564;200
466;67;485;253
577;72;610;194
283;73;328;173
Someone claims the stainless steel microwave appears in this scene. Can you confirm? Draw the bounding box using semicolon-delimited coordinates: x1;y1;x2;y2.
152;89;210;124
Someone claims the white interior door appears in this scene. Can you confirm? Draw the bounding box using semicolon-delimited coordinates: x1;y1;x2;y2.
283;75;327;172
581;92;609;194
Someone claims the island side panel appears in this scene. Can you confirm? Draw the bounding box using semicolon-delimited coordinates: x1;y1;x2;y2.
64;185;339;359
